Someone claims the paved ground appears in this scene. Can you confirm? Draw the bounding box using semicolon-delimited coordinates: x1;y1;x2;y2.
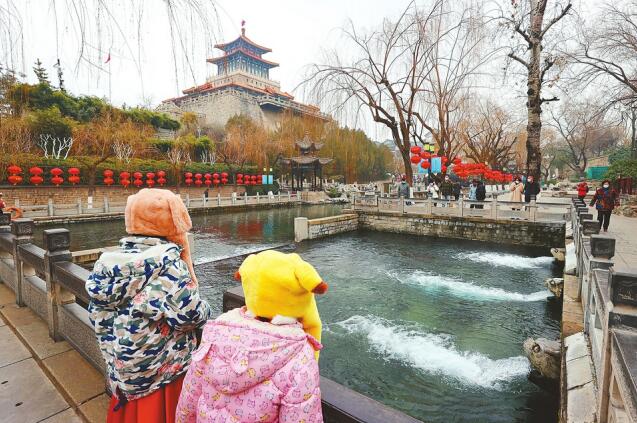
0;284;108;423
587;208;637;269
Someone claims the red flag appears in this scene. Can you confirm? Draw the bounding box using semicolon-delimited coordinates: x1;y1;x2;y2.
105;53;111;64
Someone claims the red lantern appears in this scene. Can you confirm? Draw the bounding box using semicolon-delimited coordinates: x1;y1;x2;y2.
442;157;448;164
146;172;156;187
194;179;203;187
8;175;23;185
50;168;64;185
68;175;81;185
442;165;447;172
410;155;421;164
410;145;422;155
120;178;131;188
221;177;228;184
29;166;43;176
157;177;167;186
120;171;130;180
133;178;143;188
420;151;431;160
420;161;430;169
213;178;220;186
30;175;44;185
194;173;202;181
257;175;262;185
133;171;143;180
157;170;166;178
103;177;114;186
221;172;228;179
103;169;114;178
69;167;80;176
7;165;22;175
453;158;462;165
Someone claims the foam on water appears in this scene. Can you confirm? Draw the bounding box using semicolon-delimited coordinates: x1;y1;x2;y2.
336;315;529;390
454;252;554;269
393;271;550;302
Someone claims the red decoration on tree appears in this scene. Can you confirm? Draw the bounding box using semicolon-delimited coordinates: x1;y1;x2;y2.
8;165;22;175
410;155;421;164
442;157;448;164
132;171;143;188
420;151;431;160
441;165;447;172
221;172;228;179
453;158;462;165
420;161;431;169
157;170;167;186
119;171;131;188
410;146;422;155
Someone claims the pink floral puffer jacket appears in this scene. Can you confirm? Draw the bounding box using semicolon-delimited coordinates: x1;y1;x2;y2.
176;307;323;423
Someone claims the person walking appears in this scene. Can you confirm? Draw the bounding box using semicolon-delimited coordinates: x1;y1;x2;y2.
440;175;453;206
577;178;589;201
397;175;410;199
523;175;541;203
468;179;478;208
509;176;524;210
589;179;620;232
87;189;212;423
475;180;486;209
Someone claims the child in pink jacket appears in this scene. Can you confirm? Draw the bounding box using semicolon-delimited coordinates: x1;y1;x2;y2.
176;250;328;423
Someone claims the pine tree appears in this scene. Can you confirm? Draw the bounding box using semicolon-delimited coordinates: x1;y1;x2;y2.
33;59;49;85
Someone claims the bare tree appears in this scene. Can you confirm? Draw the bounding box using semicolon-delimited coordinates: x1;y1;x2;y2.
462;102;519;169
304;1;444;184
411;3;495;160
37;134;73;159
113;140;135;164
569;2;637;158
550;102;616;177
501;0;572;178
199;149;216;166
166;145;192;193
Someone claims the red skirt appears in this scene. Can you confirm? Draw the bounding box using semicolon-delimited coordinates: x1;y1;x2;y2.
107;375;185;423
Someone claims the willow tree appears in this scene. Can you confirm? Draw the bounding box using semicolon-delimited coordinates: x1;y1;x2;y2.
501;0;572;178
304;1;445;184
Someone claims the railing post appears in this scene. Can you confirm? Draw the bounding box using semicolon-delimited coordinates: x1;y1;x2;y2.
278;192;281;202
217;193;221;206
288;191;292;201
48;198;54;216
425;197;432;215
400;196;405;214
490;197;498;220
11;218;34;306
185;194;191;207
256;192;260;203
77;198;82;215
458;197;464;217
104;196;109;213
529;200;537;222
202;194;207;207
244;192;248;204
43;229;73;342
232;192;237;205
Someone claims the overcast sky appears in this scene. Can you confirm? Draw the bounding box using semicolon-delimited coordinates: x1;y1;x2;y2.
8;0;603;140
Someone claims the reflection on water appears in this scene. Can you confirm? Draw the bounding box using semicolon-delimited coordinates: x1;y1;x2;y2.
39;205;560;422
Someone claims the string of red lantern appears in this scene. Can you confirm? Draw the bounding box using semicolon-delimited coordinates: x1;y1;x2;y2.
50;168;64;186
8;165;23;185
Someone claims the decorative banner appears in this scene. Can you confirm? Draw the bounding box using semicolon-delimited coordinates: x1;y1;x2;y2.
430;157;442;174
267;175;273;185
262;174;268;185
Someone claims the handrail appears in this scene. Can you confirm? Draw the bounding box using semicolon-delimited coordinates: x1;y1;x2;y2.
52;261;91;304
18;244;46;274
0;232;13;252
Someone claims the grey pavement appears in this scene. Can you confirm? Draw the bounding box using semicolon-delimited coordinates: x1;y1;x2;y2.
587;207;637;269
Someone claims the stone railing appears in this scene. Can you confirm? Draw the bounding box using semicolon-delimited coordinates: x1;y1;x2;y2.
18;191;302;219
0;216;419;423
353;195;570;222
569;197;637;422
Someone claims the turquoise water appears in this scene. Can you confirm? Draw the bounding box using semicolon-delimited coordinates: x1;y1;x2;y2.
40;205;560;422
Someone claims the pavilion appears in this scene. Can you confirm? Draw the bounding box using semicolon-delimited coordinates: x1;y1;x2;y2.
282;133;332;191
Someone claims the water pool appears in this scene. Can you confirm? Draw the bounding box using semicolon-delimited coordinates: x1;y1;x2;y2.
198;232;561;422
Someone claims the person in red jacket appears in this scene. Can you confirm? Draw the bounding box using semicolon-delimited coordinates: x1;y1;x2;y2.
577;178;589;201
589;180;620;232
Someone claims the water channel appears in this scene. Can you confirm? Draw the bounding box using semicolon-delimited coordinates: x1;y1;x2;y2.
37;204;561;422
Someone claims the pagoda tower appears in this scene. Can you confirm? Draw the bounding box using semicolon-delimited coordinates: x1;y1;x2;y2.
157;22;327;130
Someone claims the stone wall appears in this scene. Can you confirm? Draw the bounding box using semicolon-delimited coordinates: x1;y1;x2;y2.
0;185;245;207
295;214;358;242
357;210;565;249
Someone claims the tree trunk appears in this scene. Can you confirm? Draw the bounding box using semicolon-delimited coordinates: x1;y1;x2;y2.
87;167;97;197
400;147;414;185
526;41;543;179
631;109;637;159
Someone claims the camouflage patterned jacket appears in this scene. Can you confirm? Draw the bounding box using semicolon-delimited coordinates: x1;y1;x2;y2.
86;236;212;400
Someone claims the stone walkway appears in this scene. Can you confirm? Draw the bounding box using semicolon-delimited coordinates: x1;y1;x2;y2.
0;284;109;422
587;208;637;269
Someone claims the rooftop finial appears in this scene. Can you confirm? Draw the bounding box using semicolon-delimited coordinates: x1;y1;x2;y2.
241;19;245;36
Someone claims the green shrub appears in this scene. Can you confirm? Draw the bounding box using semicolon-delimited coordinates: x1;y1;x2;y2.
605;159;637;180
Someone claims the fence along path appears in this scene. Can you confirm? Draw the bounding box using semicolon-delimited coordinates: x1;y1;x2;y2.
17;191;302;219
353;195;572;222
0;215;420;423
